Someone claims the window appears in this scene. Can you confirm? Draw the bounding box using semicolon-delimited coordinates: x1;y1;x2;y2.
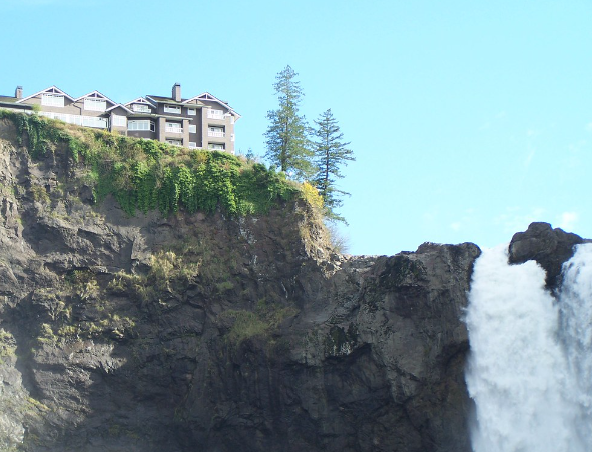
112;115;127;127
164;105;181;114
165;122;183;133
207;109;224;119
82;116;108;129
208;126;224;137
166;139;182;146
132;104;150;113
188;142;197;149
187;108;196;116
208;143;224;151
41;93;64;107
128;120;155;131
84;98;107;112
188;125;197;134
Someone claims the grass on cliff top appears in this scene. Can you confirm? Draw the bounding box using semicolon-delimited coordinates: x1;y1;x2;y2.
0;110;325;217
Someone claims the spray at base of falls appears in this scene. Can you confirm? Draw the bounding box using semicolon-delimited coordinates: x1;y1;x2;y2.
466;243;592;452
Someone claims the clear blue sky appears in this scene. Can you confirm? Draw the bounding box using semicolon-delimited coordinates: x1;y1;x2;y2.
1;0;591;255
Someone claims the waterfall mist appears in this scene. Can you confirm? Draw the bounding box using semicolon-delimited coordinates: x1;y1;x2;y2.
465;243;592;452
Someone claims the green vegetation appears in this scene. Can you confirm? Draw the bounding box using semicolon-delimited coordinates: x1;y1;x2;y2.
324;323;359;357
264;65;314;180
263;67;355;223
0;329;16;361
0;109;301;217
222;299;298;346
33;271;137;345
108;249;201;304
312;109;355;223
29;185;50;204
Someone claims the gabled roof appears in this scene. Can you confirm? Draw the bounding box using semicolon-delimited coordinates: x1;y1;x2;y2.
145;95;185;106
75;90;117;106
183;92;240;118
105;103;133;114
16;86;75;104
124;97;156;108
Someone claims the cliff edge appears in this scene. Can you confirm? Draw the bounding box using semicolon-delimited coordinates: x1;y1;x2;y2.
0;115;479;452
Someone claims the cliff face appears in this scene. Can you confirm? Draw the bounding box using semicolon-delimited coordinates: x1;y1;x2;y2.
0;118;480;452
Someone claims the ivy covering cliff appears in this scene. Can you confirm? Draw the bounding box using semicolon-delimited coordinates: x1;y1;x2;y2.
0;110;322;218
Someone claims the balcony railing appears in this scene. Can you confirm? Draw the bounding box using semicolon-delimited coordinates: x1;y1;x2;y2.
207;131;225;137
164;106;181;114
207;110;224;119
132;105;151;113
166;126;183;134
39;111;108;129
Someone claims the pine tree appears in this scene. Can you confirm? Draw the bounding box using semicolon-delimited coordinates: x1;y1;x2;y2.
313;109;355;223
264;66;314;180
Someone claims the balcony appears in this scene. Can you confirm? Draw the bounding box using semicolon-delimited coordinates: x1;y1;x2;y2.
39;111;108;129
207;130;225;138
206;109;224;120
165;125;183;134
164;105;181;114
132;104;151;113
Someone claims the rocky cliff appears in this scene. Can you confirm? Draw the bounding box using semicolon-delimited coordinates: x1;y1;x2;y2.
0;116;481;452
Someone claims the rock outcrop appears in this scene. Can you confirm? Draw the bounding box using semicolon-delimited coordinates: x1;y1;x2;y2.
508;222;588;290
0;118;481;452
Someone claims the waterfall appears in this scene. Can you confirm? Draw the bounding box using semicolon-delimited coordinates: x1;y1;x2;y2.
465;243;592;452
559;244;592;447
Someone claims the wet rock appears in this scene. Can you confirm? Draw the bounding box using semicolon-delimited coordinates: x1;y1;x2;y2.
508;222;588;290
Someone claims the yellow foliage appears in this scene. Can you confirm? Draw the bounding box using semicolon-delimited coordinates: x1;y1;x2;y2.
300;182;324;210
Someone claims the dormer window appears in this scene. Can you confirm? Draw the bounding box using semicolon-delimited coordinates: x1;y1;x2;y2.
164;105;181;114
41;93;64;107
132;104;151;113
84;98;106;112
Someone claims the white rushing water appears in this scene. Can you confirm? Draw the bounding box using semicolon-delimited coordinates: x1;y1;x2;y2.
466;243;592;452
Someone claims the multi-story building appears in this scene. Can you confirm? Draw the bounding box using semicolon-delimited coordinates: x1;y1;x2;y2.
0;83;240;153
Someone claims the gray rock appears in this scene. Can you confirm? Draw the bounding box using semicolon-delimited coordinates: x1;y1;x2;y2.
0;119;481;452
508;222;588;290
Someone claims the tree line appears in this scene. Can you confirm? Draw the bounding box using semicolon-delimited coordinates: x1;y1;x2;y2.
263;65;354;223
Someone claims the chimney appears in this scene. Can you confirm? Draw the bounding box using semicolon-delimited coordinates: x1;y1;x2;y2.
15;86;23;99
172;83;181;102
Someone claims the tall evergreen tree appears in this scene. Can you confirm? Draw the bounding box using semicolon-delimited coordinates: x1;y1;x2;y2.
313;109;355;222
264;66;314;180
